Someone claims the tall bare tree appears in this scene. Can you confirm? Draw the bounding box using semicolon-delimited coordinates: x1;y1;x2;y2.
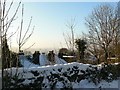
113;2;120;61
63;18;76;55
85;4;120;64
0;1;35;88
16;4;34;53
0;0;21;89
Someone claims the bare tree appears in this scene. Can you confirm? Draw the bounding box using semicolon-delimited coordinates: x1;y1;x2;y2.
63;18;76;55
16;4;34;53
0;0;21;89
86;37;101;64
85;4;120;64
112;2;120;61
0;0;35;88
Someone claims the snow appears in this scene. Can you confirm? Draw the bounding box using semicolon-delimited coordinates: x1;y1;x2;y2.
19;54;67;68
63;56;75;58
79;79;96;88
2;54;120;89
5;62;119;88
54;55;67;64
55;82;64;88
98;80;118;88
19;55;39;68
39;53;51;66
78;79;118;88
39;54;67;66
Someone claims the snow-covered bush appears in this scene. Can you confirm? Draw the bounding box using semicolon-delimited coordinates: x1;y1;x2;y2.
3;70;25;88
85;66;101;85
4;62;120;89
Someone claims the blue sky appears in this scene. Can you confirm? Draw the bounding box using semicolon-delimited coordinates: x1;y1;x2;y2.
7;2;118;52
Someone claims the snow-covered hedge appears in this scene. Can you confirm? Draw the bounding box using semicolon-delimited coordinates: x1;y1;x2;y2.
4;62;120;89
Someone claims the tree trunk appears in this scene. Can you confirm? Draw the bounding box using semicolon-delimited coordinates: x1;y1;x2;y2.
104;50;108;64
